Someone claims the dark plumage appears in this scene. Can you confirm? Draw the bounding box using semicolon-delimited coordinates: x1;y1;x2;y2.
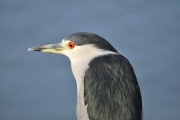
84;54;142;120
65;32;117;52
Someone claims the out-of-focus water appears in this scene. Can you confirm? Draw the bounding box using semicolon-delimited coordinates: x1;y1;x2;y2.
1;1;180;120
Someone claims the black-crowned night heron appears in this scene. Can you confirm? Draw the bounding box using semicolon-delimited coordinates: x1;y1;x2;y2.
28;32;142;120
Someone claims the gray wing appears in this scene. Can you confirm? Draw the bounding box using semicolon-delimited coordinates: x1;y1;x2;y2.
84;54;142;120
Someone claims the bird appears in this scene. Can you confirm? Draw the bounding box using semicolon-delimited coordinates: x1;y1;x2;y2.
28;32;142;120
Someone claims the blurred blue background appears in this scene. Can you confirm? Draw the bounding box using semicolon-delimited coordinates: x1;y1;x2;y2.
1;0;180;120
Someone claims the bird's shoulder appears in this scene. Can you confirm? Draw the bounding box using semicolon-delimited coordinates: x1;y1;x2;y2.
84;54;142;120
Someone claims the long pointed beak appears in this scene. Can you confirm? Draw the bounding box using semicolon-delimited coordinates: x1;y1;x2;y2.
28;43;64;54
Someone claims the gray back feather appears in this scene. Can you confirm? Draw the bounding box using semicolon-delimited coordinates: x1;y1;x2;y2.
84;54;142;120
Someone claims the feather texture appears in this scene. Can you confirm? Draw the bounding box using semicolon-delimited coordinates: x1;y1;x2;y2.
84;54;142;120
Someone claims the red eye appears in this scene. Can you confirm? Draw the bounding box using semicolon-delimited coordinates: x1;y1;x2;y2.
68;42;75;49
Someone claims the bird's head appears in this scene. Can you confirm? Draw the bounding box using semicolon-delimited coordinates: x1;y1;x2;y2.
28;32;118;61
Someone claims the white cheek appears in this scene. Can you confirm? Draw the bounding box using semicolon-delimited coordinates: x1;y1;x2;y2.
62;48;78;61
62;44;119;65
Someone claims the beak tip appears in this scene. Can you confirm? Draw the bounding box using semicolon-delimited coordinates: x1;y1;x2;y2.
28;48;33;51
